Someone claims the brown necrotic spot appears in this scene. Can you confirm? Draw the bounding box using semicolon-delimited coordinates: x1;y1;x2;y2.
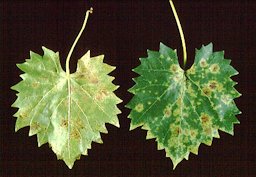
95;89;108;101
70;129;80;139
170;64;179;73
199;58;208;68
88;75;99;84
76;73;86;78
200;113;210;124
173;127;182;136
61;119;68;128
208;80;218;90
19;111;28;119
202;87;212;96
210;64;220;73
30;122;40;131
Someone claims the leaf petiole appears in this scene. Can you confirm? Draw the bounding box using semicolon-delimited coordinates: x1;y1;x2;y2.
65;7;93;77
169;0;187;68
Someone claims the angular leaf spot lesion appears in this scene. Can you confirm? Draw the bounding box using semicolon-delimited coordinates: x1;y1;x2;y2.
135;103;144;112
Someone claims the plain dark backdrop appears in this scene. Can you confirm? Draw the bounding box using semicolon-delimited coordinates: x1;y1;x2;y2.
1;1;255;177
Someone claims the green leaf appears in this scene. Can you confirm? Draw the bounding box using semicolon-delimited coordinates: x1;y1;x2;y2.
12;47;122;169
127;43;241;169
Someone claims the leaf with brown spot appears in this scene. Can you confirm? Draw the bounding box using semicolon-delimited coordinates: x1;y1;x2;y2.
12;48;122;169
126;43;241;169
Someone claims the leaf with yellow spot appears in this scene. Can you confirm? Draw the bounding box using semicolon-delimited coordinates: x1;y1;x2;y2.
11;9;122;169
126;43;241;169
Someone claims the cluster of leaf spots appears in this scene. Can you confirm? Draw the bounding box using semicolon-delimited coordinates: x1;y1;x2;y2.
12;47;122;168
126;43;241;169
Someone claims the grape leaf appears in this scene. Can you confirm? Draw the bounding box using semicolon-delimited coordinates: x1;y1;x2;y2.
12;47;122;169
126;43;241;169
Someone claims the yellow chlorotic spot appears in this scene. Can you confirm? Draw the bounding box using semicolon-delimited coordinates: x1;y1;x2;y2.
32;82;40;88
202;87;212;96
187;64;195;75
199;58;208;68
216;83;223;92
176;97;183;106
160;54;164;59
147;101;151;105
135;103;144;112
173;108;180;116
187;83;196;97
183;136;189;143
183;113;189;118
170;64;179;73
209;64;220;73
74;119;84;129
163;107;172;117
167;57;171;61
221;94;232;105
190;130;198;138
172;71;184;83
204;127;212;135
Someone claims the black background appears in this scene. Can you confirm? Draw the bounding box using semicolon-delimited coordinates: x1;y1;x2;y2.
1;1;256;177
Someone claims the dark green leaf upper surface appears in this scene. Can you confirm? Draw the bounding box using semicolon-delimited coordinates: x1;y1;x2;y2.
12;47;122;169
127;43;241;169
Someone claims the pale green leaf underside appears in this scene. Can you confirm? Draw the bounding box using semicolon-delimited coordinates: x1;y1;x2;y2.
12;47;122;169
127;43;241;169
